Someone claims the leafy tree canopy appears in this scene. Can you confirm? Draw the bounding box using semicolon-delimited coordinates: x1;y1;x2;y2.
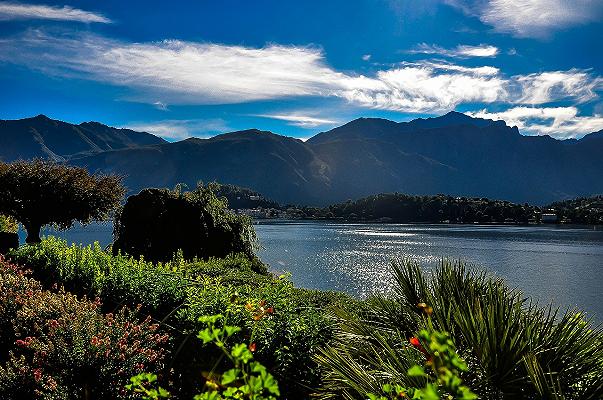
0;160;125;243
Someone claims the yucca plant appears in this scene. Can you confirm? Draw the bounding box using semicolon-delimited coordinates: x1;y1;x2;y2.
316;259;603;399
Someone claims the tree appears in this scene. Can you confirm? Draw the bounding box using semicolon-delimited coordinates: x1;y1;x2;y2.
0;160;125;244
113;183;257;263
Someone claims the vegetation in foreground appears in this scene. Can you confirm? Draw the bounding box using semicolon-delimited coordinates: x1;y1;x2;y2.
316;261;603;399
3;240;603;399
113;184;258;263
6;237;352;399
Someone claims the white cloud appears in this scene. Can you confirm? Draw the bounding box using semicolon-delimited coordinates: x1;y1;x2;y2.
513;69;602;104
0;30;600;118
340;62;508;112
467;106;603;138
445;0;603;38
152;101;168;111
362;54;371;61
0;2;110;23
0;31;346;104
125;119;229;140
410;43;499;58
254;113;338;128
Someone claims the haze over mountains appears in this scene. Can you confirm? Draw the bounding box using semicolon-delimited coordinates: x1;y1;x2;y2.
1;112;602;205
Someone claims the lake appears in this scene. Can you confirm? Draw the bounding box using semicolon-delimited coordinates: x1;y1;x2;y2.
29;221;603;321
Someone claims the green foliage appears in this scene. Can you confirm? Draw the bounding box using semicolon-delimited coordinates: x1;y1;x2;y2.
0;257;168;399
316;259;603;399
0;159;124;243
8;237;355;399
8;236;189;315
126;373;171;400
194;314;280;399
0;214;18;233
113;183;258;263
367;325;477;400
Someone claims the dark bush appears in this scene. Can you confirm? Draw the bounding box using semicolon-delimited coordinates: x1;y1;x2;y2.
113;184;257;263
0;233;18;255
0;257;169;399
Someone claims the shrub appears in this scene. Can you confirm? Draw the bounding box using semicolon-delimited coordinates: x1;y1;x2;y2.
315;260;603;399
0;215;18;234
113;184;257;263
8;236;189;316
0;257;169;399
0;160;124;243
8;237;358;399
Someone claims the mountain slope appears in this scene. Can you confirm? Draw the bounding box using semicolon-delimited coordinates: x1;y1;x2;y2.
0;115;165;161
70;129;331;204
1;113;601;205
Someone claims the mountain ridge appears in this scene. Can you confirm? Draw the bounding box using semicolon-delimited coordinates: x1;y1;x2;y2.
1;113;602;205
0;114;166;162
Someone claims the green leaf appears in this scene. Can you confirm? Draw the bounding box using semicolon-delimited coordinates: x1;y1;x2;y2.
420;384;440;400
221;368;241;385
408;365;427;377
224;325;241;337
197;328;215;344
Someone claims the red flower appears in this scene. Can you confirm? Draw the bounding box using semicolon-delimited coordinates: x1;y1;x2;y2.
33;368;42;382
266;307;274;314
248;342;257;352
409;336;430;357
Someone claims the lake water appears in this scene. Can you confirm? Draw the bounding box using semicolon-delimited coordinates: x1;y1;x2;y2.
27;221;603;321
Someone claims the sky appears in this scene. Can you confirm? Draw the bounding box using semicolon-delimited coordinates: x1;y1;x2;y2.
0;0;602;141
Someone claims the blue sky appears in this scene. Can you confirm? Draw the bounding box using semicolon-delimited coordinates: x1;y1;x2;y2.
0;0;602;140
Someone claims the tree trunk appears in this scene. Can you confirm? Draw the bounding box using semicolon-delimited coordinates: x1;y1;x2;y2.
24;223;42;244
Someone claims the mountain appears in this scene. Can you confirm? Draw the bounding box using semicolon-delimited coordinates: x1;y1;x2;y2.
69;129;331;204
0;115;165;161
1;112;602;205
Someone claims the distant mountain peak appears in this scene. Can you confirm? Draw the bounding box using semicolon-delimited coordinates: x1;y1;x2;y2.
0;115;165;161
29;114;52;122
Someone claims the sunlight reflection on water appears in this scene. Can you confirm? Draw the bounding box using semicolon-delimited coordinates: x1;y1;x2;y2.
255;221;603;321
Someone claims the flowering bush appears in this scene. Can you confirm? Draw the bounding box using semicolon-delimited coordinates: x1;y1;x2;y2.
9;238;355;399
0;258;169;399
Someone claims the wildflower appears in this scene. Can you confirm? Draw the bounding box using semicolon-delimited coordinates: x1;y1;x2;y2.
33;368;42;382
47;377;57;391
409;337;420;347
206;379;219;390
266;307;274;314
249;342;257;352
245;302;253;311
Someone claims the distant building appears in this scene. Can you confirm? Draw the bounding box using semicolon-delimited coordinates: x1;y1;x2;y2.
541;213;557;223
